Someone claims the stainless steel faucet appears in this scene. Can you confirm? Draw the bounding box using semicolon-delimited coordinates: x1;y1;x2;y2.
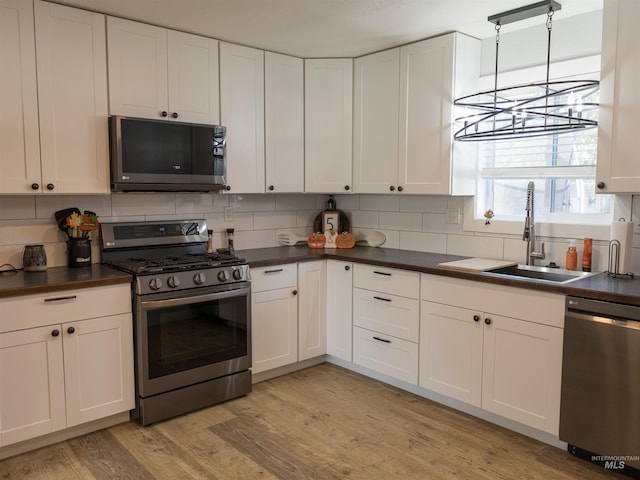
523;181;545;265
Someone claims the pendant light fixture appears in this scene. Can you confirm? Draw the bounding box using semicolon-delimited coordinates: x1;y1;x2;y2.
453;0;599;142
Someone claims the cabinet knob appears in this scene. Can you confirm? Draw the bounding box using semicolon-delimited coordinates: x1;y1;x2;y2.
344;185;350;191
51;329;60;337
473;315;480;322
484;318;492;325
46;183;55;191
67;326;75;334
345;265;350;271
397;186;403;192
292;289;298;296
597;181;606;189
171;112;179;119
31;183;40;191
161;111;168;117
389;186;395;192
225;185;231;191
268;185;274;191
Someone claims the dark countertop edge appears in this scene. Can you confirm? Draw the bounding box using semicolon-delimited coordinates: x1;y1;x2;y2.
242;246;640;307
0;265;132;299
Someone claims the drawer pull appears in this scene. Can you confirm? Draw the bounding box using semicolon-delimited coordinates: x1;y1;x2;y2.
373;271;391;276
373;336;391;343
264;269;284;274
44;295;77;303
373;296;391;302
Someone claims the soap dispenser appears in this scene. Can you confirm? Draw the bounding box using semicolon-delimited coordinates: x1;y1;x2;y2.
566;239;578;271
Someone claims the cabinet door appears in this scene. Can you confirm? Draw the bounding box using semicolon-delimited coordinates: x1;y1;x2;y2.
63;314;134;427
353;49;400;194
0;325;66;446
482;314;563;435
167;30;219;125
298;261;326;361
419;301;483;407
326;260;353;362
107;16;168;120
265;52;304;193
305;58;353;193
0;0;41;194
251;288;298;373
35;1;109;194
220;42;265;193
596;0;640;193
398;35;454;194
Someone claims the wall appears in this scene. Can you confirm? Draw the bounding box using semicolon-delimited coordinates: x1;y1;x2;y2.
1;192;639;274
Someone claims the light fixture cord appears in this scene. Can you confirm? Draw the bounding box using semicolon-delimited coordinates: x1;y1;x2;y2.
493;23;501;133
545;8;554;128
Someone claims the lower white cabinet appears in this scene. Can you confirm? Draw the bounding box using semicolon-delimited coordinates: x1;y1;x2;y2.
298;261;326;361
251;264;298;374
326;260;353;361
0;285;134;447
420;274;564;435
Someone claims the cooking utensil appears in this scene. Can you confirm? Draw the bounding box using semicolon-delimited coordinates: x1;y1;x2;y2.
278;232;308;246
54;207;80;223
354;231;386;247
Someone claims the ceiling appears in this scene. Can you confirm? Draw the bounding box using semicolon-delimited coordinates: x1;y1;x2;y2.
54;0;603;58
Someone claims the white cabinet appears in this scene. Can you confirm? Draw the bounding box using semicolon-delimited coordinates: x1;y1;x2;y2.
305;59;353;193
298;261;326;361
35;1;109;194
352;264;420;384
0;285;134;447
251;265;298;373
326;260;353;362
265;52;304;193
0;0;109;194
220;42;265;193
596;0;640;193
0;0;40;194
420;274;564;435
107;17;219;125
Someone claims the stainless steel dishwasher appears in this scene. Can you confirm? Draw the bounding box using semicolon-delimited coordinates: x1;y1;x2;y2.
560;296;640;474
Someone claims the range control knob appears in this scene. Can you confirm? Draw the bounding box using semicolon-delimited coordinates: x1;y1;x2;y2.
217;270;229;282
167;276;180;288
149;277;162;291
193;272;206;285
232;269;243;280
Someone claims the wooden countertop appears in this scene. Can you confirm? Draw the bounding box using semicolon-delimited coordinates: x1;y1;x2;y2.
242;245;640;307
0;264;132;299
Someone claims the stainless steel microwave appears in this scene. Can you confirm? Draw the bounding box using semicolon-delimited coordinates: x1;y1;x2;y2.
109;116;226;192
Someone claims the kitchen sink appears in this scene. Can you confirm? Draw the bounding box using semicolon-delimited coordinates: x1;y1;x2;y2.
488;264;598;284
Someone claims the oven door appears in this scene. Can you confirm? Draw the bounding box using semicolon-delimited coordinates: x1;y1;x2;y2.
135;282;251;398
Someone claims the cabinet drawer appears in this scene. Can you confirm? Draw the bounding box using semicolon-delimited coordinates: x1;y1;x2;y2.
353;288;419;342
0;284;131;333
251;264;297;292
353;264;419;298
353;326;418;385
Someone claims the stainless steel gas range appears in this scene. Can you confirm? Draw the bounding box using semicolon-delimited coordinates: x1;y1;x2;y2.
100;219;251;426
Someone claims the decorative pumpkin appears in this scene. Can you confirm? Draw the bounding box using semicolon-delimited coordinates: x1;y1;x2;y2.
307;232;326;249
336;232;356;249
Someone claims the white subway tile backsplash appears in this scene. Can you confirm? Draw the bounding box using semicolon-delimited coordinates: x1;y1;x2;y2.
399;195;448;213
447;234;504;258
297;210;317;229
111;193;176;216
254;211;298;230
359;194;399;212
230;194;275;212
206;211;254;232
0;196;36;220
350;210;379;229
422;213;463;233
176;193;227;214
399;231;447;254
35;195;112;220
275;194;317;211
235;229;276;249
379;211;422;231
332;194;359;211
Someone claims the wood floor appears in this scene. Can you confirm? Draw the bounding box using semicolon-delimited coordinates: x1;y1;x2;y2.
0;364;626;479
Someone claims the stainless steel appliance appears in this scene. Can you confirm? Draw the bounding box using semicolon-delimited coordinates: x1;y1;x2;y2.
101;219;251;426
109;116;226;192
560;296;640;475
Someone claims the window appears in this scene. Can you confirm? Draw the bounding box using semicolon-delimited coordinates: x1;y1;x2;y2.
470;58;612;227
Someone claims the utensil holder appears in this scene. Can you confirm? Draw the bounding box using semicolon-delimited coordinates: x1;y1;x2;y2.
23;244;47;272
68;237;91;268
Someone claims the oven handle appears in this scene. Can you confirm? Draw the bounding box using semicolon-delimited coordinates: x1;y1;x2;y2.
139;284;251;310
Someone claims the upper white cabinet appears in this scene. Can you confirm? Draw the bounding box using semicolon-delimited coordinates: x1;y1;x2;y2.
305;59;353;193
220;42;265;193
265;52;304;193
35;1;110;194
354;33;479;195
0;0;109;194
107;17;219;125
596;0;640;193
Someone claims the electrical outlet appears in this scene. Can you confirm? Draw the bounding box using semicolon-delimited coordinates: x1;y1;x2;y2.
445;208;460;224
224;206;232;222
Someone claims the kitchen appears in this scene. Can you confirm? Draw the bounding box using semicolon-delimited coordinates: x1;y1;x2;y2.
1;0;639;478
